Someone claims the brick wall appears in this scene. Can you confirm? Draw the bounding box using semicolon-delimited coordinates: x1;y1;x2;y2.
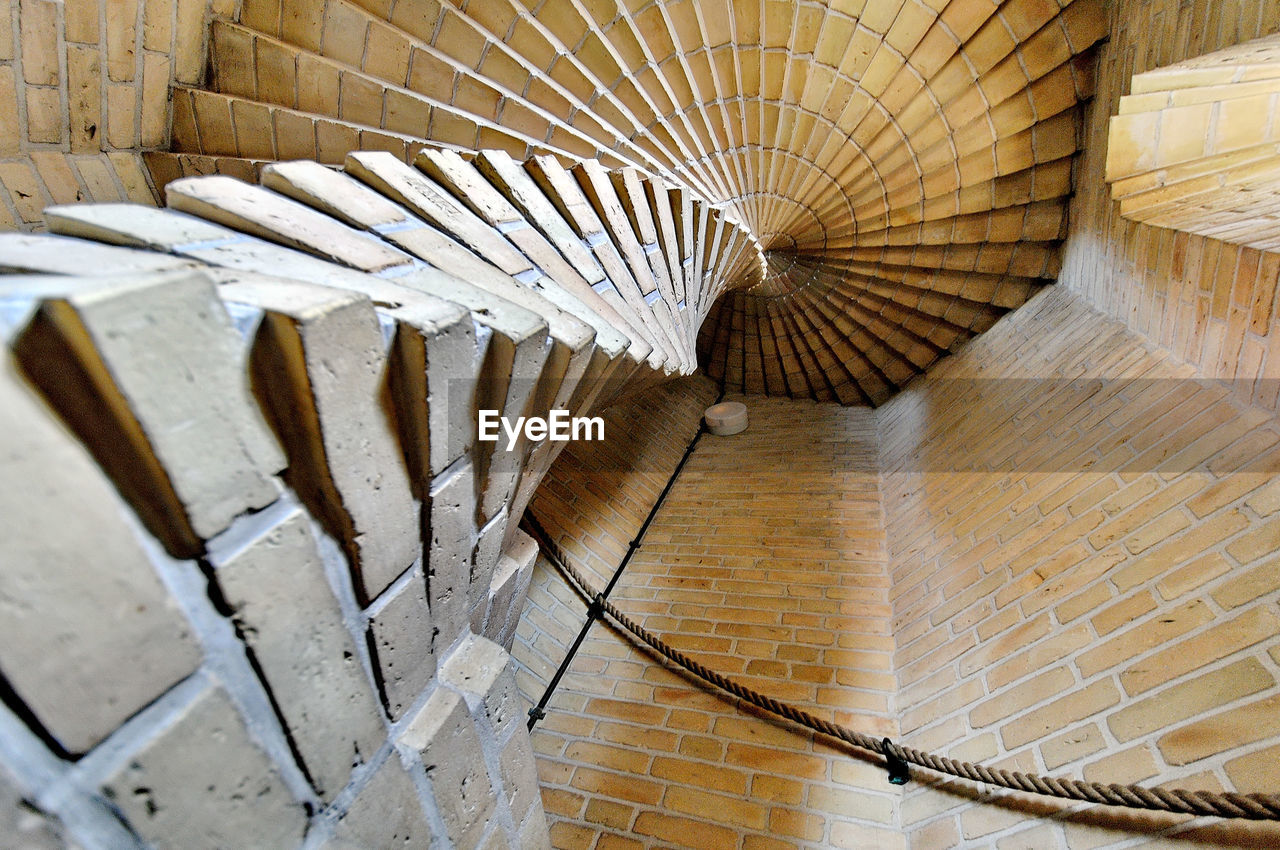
0;119;745;843
525;376;720;584
514;374;718;721
1061;0;1280;407
0;0;223;229
0;259;551;846
515;391;903;849
513;375;717;726
880;285;1280;848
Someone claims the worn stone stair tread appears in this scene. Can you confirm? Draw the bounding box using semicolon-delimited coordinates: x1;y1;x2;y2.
412;147;637;364
346;151;533;278
0;337;204;755
605;165;693;362
474;150;610;286
476;148;662;369
392;267;552;525
45;202;240;249
166;175;415;273
572;160;690;366
0;232;203;275
342;152;668;377
14;270;285;543
217;276;421;604
260;158;600;380
261;160;408;229
525;155;683;370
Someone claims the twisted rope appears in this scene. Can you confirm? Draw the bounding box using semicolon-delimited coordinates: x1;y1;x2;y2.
533;531;1280;821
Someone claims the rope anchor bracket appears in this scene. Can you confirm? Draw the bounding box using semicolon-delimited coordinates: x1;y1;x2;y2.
587;593;606;621
883;738;910;786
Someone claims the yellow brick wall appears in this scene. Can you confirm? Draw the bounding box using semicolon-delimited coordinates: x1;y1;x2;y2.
516;384;903;849
523;376;721;593
0;0;225;229
1062;0;1280;405
879;284;1280;848
514;375;719;726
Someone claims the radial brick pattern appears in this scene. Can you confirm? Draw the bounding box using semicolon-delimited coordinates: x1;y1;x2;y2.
141;0;1110;406
0;145;761;846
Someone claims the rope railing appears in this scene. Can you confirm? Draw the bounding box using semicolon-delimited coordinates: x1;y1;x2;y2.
529;527;1280;822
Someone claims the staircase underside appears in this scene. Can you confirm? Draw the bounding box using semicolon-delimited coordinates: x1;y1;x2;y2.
140;0;1110;406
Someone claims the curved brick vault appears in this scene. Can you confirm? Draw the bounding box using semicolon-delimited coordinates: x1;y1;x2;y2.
0;0;1110;839
149;0;1108;406
0;1;1152;847
0;142;749;847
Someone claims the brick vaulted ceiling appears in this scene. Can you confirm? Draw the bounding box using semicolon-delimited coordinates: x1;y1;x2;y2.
157;0;1108;406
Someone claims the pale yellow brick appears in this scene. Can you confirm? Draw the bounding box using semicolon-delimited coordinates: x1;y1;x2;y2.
173;0;205;83
143;0;174;51
1120;607;1280;695
910;816;961;849
107;151;158;204
64;0;99;43
107;82;138;148
971;667;1074;729
1212;556;1280;609
19;0;60;86
1226;514;1280;564
1090;590;1156;636
1245;478;1280;516
29;152;83;205
961;802;1030;840
1112;658;1274;741
1086;745;1162;787
1158;694;1280;765
73;155;124;202
67;44;102;152
140;52;171;147
1224;743;1280;791
1155;551;1231;600
106;0;140;81
1077;600;1215;677
24;85;63;144
0;194;16;229
997;823;1064;850
0;161;48;222
1001;680;1121;749
1040;723;1106;770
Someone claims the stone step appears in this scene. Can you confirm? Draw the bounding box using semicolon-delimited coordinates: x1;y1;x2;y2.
0;293;205;754
328;153;605;525
42;202;480;478
526;155;686;371
166;174;414;272
572;160;689;364
215;276;422;605
473;149;661;376
7;269;285;550
0;231;200;276
411;148;638;378
1;146;770;804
